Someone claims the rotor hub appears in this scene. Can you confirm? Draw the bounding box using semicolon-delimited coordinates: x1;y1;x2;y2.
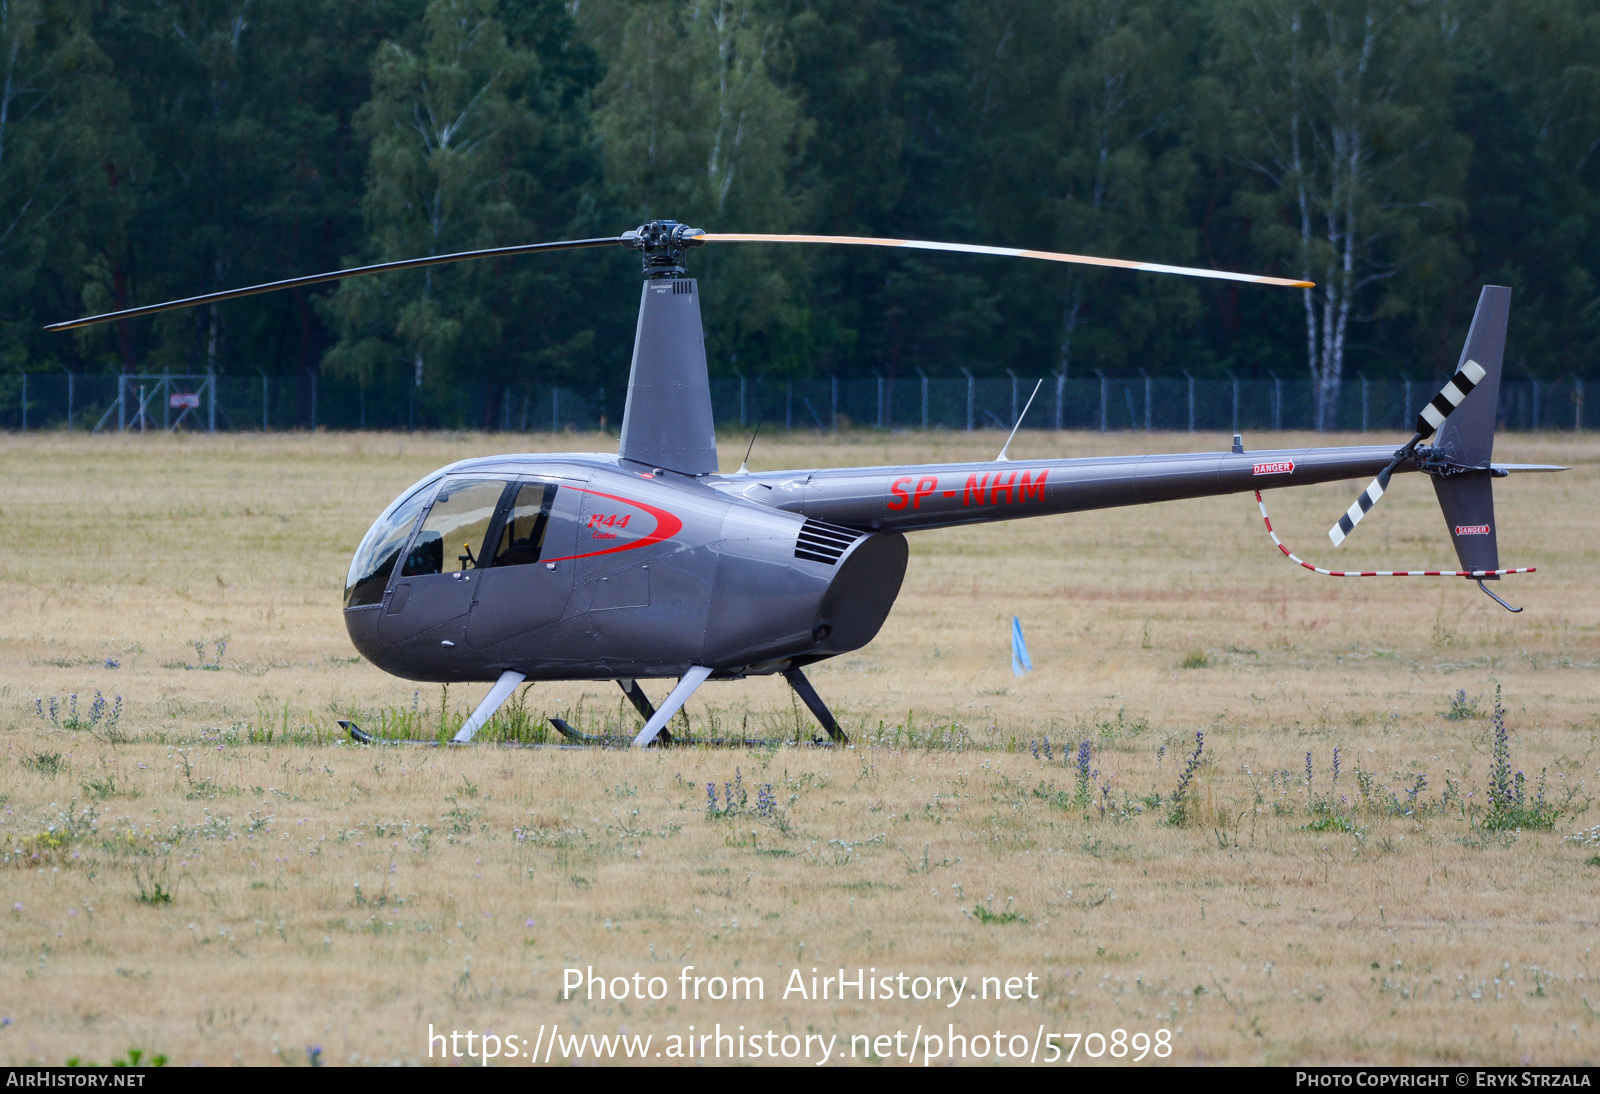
621;220;705;279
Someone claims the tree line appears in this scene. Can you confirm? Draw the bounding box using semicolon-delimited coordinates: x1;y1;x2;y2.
1;0;1596;428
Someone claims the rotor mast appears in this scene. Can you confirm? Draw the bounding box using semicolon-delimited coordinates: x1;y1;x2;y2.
616;221;719;476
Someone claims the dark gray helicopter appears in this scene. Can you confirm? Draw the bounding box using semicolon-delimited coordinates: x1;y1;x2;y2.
50;221;1557;748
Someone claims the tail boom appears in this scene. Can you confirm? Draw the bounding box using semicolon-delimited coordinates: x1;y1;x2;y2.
733;444;1414;532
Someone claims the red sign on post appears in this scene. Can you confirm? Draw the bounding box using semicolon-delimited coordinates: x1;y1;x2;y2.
169;392;200;409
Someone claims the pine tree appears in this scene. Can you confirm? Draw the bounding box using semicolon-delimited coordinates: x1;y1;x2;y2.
582;0;812;377
0;0;136;374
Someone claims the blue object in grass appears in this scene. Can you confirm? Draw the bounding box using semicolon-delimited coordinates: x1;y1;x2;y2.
1011;616;1033;676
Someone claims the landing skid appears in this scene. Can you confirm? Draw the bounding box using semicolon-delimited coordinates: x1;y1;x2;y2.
340;717;835;749
341;666;851;749
550;716;822;748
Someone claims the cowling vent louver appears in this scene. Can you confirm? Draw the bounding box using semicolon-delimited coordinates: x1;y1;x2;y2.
794;519;861;565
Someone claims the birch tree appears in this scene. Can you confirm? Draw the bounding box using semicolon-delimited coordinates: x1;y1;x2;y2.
1218;0;1464;429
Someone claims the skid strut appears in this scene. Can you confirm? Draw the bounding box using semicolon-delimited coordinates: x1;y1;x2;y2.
617;678;669;742
784;668;849;744
633;666;713;748
453;670;527;743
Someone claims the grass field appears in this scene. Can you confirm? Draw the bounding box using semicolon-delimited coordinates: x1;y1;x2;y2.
2;427;1597;1067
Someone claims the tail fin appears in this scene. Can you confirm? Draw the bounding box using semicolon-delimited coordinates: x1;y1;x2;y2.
1430;286;1509;575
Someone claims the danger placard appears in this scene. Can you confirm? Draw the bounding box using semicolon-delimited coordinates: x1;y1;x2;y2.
1252;460;1294;476
1454;524;1491;535
169;392;200;409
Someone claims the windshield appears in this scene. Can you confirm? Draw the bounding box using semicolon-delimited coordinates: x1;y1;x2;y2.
401;478;507;577
343;478;441;608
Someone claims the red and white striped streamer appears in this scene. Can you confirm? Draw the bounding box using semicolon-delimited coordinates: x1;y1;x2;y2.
1255;491;1534;578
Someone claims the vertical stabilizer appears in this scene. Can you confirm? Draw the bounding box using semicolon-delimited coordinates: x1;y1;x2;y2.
618;278;718;475
1430;286;1510;575
1430;286;1509;468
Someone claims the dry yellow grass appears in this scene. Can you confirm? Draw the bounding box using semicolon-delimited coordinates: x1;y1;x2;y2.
1;428;1597;1067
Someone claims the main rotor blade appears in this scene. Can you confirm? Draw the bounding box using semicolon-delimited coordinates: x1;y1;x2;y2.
699;233;1314;289
1327;359;1489;546
44;236;624;332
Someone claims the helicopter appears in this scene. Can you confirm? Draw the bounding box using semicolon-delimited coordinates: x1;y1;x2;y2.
49;220;1560;748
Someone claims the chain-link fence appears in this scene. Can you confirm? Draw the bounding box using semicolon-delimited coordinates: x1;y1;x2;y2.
0;370;1591;434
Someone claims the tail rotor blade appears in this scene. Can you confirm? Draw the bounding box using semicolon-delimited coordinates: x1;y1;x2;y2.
1416;359;1487;439
1327;359;1489;546
1329;469;1393;546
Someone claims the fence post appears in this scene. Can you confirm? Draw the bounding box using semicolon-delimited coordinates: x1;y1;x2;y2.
1054;370;1064;431
872;370;883;428
1139;369;1151;431
1226;370;1238;434
162;371;171;430
1269;372;1281;431
1007;369;1019;428
206;370;216;432
1531;378;1540;430
1574;375;1584;432
1183;371;1194;432
960;368;974;431
19;373;26;430
737;371;747;428
256;369;268;431
1095;369;1107;432
915;368;928;429
1360;374;1369;432
62;368;73;430
552;386;559;432
830;375;838;432
117;375;126;432
1402;376;1411;429
786;379;792;430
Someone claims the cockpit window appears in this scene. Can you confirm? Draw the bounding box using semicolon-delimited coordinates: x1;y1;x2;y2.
490;481;559;566
401;478;507;577
344;483;437;608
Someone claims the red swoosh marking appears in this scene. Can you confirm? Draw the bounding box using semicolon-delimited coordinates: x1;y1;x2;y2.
541;487;683;563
